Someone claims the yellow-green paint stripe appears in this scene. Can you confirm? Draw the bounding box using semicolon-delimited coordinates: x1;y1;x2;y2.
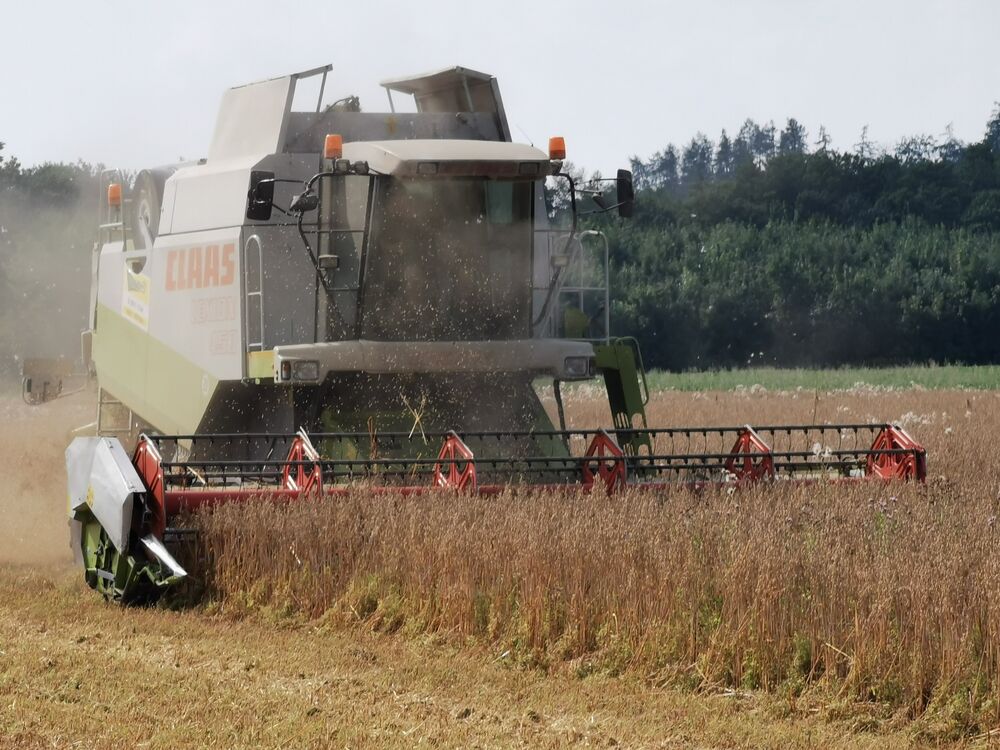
248;350;275;380
93;304;220;435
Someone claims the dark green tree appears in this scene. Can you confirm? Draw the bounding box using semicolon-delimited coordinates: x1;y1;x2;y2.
714;130;734;177
895;134;937;164
778;118;808;155
650;146;680;191
854;125;879;161
752;121;777;164
733;119;758;168
938;124;964;163
986;103;1000;152
814;126;832;152
680;134;713;186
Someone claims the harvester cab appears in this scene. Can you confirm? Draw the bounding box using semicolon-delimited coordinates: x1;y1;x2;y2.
66;65;926;604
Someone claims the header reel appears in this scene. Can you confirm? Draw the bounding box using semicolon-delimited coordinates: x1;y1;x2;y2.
67;421;925;605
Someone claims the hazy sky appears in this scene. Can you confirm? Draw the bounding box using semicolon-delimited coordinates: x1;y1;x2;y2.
1;0;998;176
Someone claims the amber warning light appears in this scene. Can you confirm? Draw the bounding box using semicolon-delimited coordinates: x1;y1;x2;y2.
107;183;122;208
324;134;343;160
548;136;566;161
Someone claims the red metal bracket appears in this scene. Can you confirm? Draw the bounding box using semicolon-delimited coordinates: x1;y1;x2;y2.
867;425;927;481
582;430;628;493
725;426;775;483
133;435;167;537
434;432;477;491
282;429;323;494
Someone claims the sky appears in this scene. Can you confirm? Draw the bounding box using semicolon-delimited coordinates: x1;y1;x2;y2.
1;0;998;176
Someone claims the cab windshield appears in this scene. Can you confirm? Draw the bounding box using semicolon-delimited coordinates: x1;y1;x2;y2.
360;177;534;341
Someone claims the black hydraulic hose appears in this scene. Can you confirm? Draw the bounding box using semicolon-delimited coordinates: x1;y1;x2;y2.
296;209;340;344
296;210;334;295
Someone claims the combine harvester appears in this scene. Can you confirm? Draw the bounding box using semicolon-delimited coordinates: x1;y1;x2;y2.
64;66;926;603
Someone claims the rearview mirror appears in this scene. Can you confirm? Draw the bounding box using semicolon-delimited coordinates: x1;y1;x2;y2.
289;191;319;214
246;170;275;221
616;169;634;219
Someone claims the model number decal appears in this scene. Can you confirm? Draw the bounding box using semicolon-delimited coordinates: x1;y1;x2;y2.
192;296;238;324
166;244;236;291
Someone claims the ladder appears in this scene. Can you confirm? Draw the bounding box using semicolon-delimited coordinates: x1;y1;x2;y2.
97;388;139;448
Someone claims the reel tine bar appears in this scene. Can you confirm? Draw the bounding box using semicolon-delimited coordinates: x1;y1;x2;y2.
133;422;927;527
434;431;477;490
725;426;775;483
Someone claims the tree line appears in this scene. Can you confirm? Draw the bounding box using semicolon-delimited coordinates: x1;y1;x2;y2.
590;108;1000;370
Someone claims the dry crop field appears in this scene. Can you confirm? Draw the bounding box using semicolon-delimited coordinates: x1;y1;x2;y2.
2;381;1000;748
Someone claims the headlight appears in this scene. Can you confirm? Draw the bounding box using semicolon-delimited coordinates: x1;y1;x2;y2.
292;360;320;382
563;356;594;379
279;359;321;383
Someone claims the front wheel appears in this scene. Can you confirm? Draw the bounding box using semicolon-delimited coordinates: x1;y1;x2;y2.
78;512;163;606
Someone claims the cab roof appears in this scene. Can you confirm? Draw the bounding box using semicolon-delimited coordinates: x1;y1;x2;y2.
343;139;550;178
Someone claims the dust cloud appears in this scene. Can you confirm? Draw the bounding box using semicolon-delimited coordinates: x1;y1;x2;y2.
0;386;93;566
0;166;96;565
0;176;94;380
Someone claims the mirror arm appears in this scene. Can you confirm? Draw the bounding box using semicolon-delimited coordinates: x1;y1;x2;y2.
306;170;339;190
580;200;629;216
305;165;382;191
250;177;301;193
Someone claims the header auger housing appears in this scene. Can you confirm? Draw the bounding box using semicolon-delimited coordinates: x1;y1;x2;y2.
68;65;926;604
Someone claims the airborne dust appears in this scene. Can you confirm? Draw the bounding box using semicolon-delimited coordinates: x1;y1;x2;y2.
0;391;90;565
0;178;93;566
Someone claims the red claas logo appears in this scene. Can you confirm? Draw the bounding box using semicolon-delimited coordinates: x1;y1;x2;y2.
166;244;236;291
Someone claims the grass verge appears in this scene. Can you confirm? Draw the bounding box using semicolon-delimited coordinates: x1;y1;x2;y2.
643;364;1000;392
